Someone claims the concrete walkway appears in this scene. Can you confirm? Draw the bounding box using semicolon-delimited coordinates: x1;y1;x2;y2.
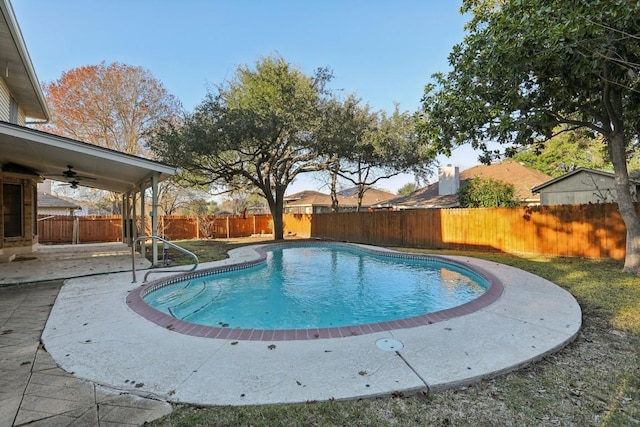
0;244;172;426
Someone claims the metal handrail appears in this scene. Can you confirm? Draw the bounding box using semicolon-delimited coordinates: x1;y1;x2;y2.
132;236;199;283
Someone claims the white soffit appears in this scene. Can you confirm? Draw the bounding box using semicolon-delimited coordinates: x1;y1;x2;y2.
0;122;176;193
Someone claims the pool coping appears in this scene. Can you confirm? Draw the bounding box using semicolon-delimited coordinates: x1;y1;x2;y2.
126;241;505;341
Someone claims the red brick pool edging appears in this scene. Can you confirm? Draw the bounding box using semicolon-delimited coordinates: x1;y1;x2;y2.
125;243;504;341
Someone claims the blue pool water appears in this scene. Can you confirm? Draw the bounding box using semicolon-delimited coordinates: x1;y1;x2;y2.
143;244;488;330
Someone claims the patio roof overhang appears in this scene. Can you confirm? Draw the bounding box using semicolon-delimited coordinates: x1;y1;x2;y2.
0;121;176;193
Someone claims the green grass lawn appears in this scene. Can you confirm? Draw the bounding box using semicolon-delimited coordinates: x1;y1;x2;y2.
149;240;639;427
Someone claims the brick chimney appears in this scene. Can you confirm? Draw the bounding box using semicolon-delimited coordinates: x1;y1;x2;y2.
438;165;460;195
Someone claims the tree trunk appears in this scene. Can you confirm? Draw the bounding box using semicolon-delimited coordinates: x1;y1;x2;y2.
609;132;640;275
271;186;285;240
356;183;366;212
330;167;339;212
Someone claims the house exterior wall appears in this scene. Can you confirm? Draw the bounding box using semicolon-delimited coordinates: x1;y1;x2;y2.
1;176;38;259
285;205;362;214
1;175;39;258
538;171;636;205
17;104;25;124
0;77;10;121
0;77;25;125
0;79;38;257
39;207;77;216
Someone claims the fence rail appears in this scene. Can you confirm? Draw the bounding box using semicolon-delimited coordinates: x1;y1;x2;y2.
37;204;635;260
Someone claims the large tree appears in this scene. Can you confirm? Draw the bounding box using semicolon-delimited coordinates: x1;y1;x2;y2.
339;105;431;211
316;96;433;211
40;61;183;213
418;0;640;274
151;56;333;239
41;61;182;156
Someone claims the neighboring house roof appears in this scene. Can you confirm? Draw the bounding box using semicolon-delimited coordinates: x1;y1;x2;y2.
388;161;553;208
339;187;397;205
385;186;458;209
37;192;81;210
286;188;396;209
0;0;49;120
532;167;640;193
284;190;326;202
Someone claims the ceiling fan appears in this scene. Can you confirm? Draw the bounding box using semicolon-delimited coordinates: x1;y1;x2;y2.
44;165;96;183
65;179;81;189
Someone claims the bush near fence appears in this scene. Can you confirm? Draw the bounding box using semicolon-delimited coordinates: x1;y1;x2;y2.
37;204;634;260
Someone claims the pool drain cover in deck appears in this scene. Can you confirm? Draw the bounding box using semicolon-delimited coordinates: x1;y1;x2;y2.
376;338;404;351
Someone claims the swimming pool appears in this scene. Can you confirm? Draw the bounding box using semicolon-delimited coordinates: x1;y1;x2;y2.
128;242;503;340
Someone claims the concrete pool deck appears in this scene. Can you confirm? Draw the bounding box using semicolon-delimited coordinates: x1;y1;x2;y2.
38;242;582;407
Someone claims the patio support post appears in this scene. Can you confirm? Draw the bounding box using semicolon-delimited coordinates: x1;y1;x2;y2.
139;182;146;259
121;193;127;244
132;190;138;243
151;173;159;267
123;192;131;246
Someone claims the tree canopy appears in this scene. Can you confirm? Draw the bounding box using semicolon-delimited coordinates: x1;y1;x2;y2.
418;0;640;274
397;182;419;196
152;55;433;233
41;61;182;157
150;56;333;239
511;127;611;177
316;96;432;211
40;61;183;213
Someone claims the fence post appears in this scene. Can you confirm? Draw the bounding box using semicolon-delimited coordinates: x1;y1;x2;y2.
72;217;79;244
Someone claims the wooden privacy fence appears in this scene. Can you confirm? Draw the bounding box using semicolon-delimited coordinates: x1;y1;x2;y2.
37;214;311;244
37;205;632;260
153;214;274;240
311;203;631;260
38;215;122;244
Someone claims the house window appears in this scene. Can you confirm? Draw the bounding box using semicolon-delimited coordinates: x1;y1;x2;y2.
3;183;23;237
9;96;18;124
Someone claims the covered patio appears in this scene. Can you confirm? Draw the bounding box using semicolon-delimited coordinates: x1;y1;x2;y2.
0;122;177;265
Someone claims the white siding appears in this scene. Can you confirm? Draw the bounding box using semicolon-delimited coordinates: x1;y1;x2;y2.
0;77;11;122
0;77;28;124
17;104;25;125
538;171;633;205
